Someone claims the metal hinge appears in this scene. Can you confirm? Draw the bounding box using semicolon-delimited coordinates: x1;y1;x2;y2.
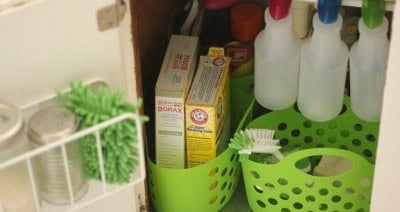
96;0;127;32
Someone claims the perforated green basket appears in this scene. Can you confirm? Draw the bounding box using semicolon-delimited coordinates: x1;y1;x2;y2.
147;75;254;212
241;97;379;212
148;148;241;212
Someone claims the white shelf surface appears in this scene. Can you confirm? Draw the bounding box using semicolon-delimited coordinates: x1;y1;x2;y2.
295;0;395;11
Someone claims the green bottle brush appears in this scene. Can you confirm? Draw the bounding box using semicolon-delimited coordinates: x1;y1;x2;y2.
59;82;148;184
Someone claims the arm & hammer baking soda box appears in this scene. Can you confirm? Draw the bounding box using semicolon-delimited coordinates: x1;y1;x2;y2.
185;47;231;168
155;35;199;168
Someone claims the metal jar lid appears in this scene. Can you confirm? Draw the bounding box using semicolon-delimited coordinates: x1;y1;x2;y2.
27;107;78;145
0;101;24;150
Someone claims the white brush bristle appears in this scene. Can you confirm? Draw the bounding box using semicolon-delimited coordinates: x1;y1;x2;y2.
244;129;275;142
252;139;281;154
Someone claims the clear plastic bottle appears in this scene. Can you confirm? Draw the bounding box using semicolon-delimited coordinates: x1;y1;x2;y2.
254;0;301;110
297;0;349;122
350;0;389;122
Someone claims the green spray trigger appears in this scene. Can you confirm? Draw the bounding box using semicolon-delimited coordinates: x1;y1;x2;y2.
362;0;385;29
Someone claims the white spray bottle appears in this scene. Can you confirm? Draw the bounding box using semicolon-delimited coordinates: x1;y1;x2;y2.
254;0;301;110
350;0;389;122
297;0;349;122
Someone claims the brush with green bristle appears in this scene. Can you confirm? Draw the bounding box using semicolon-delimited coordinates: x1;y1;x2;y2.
58;82;148;184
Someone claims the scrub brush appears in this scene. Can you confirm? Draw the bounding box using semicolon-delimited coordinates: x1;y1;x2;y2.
229;128;282;162
230;128;311;172
58;82;148;184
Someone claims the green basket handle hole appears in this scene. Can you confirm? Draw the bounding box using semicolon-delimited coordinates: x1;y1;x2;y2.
310;155;353;177
280;148;373;178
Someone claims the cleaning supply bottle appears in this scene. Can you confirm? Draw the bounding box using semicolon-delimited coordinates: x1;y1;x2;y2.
350;0;389;122
297;0;349;122
254;0;301;110
225;2;263;77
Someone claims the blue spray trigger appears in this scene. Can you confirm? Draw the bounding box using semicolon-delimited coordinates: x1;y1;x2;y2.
318;0;342;24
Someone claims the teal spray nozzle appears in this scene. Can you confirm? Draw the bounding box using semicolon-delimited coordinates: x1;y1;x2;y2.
362;0;386;29
318;0;342;24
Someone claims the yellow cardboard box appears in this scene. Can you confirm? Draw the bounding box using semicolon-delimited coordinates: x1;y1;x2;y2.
185;48;230;168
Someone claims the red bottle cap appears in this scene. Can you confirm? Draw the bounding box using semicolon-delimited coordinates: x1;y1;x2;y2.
230;2;264;42
203;0;242;10
268;0;292;20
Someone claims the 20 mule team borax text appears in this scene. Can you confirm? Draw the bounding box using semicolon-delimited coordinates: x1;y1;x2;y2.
155;35;199;169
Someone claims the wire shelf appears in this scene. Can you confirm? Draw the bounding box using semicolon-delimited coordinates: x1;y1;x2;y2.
0;113;146;211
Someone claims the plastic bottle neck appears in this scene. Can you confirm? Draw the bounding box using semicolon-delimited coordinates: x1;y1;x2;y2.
353;17;389;68
263;9;296;44
358;17;389;48
310;14;343;48
256;9;300;59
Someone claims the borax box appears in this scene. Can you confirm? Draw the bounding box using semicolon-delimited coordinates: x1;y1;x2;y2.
185;48;230;168
155;35;199;168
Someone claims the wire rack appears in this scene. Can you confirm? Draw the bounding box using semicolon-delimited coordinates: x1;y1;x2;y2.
0;88;146;212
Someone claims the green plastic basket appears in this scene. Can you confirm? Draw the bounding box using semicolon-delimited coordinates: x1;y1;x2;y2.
147;75;255;212
148;148;241;212
241;97;379;212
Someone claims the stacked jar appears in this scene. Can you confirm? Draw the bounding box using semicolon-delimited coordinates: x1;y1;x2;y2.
0;101;37;212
